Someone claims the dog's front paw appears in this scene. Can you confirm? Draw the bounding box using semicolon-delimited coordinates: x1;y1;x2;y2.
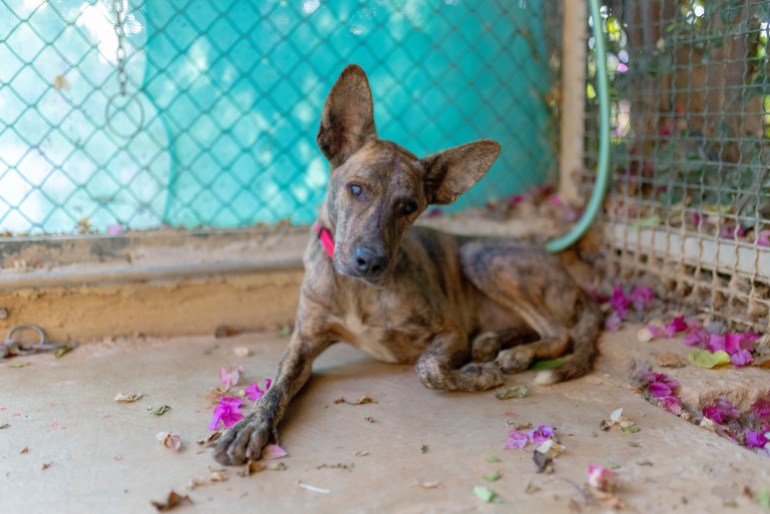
211;412;274;466
458;361;505;390
496;346;534;373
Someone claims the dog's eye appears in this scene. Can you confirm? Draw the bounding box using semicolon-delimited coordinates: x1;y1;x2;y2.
401;200;418;216
348;183;363;197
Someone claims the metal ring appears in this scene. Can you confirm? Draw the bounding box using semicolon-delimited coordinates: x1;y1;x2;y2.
4;323;46;347
105;93;145;139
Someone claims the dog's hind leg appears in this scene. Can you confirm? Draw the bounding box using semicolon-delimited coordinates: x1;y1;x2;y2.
461;241;602;385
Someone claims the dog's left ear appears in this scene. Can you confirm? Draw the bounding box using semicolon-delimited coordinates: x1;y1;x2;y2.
421;140;501;205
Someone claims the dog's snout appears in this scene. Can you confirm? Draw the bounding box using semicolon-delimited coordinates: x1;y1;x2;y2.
353;246;388;277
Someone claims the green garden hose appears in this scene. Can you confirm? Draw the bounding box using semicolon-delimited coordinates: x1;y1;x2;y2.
545;0;610;253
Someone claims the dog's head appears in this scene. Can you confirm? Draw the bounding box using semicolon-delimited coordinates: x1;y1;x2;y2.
317;65;500;286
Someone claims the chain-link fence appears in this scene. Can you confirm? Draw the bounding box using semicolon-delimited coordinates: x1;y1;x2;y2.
0;0;562;235
582;0;770;331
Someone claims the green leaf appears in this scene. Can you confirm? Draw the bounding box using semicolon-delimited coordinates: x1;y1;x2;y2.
483;470;502;482
621;425;641;434
484;454;502;463
688;349;731;369
758;488;770;510
530;356;571;371
277;324;292;337
54;346;73;358
495;385;528;400
152;405;172;416
473;486;502;504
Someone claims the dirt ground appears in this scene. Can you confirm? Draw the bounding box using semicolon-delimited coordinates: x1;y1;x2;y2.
1;325;769;513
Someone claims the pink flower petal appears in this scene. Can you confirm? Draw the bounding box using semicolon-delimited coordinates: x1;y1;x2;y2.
261;443;288;460
219;365;245;388
629;286;654;311
610;285;630;317
658;395;683;415
758;229;770;247
505;431;529;449
604;311;622;332
587;464;619;492
730;349;753;367
529;424;555;445
209;396;244;430
744;429;769;449
702;398;739;424
245;379;272;402
663;316;688;337
751;397;770;420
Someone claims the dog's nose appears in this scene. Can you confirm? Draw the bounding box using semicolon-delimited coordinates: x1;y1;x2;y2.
353;246;388;277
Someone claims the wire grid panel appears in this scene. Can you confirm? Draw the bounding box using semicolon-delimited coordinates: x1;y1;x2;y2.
581;1;770;331
0;0;561;235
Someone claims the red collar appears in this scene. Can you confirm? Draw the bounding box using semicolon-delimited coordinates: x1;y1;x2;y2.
314;222;335;258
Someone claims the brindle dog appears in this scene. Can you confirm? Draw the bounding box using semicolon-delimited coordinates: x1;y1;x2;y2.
213;64;601;465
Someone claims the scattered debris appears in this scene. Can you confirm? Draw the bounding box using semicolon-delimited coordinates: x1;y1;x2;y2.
484;454;502;463
636;459;653;466
186;476;208;489
54;346;73;358
53;74;69;91
40;462;52;470
532;450;554;474
420;445;428;454
277;325;292;338
267;462;287;471
354;451;369;457
219;365;244;388
20;447;28;454
196;432;221;447
316;462;353;471
7;361;31;368
149;405;172;416
505;424;556;450
233;347;251;357
210;470;229;482
114;392;143;403
364;416;375;423
150;491;192;511
483;470;501;482
473;485;502;504
688;349;730;369
209;397;244;430
524;480;541;494
298;481;330;494
334;395;377;405
0;423;9;430
261;444;287;460
214;325;241;338
113;454;122;461
416;480;442;489
600;408;638;432
495;385;528;400
156;432;182;451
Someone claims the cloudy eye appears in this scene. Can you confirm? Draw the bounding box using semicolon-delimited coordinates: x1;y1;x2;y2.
348;183;363;197
401;199;418;216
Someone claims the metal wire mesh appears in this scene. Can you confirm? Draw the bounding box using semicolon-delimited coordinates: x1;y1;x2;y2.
0;0;562;235
582;1;770;331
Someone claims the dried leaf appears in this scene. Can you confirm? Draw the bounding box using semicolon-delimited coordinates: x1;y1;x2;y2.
54;346;73;358
656;352;688;368
114;392;143;403
20;447;29;454
495;385;528;400
532;450;554;474
238;461;265;477
417;480;442;489
364;416;375;423
156;432;182;451
524;480;541;494
354;451;369;457
151;491;193;511
621;425;641;434
267;462;287;471
484;454;502;463
688;349;731;369
473;485;502;504
151;405;172;416
7;361;31;368
197;432;221;447
0;423;10;429
40;462;52;470
352;395;376;405
210;470;228;482
420;445;428;454
214;325;241;338
483;470;502;482
233;347;251;357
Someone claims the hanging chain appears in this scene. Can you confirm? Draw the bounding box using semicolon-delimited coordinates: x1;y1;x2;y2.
112;0;128;96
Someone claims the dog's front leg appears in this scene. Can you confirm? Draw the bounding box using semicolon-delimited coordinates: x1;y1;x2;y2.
212;332;332;465
416;330;504;392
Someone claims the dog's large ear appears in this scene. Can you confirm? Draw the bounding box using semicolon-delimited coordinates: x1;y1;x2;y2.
317;65;377;167
421;140;501;205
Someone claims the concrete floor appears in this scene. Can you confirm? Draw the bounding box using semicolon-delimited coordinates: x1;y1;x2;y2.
2;327;769;513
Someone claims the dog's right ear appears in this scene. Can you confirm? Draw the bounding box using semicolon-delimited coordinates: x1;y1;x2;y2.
317;65;378;167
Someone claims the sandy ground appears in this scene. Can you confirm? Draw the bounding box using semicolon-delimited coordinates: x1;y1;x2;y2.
1;326;769;513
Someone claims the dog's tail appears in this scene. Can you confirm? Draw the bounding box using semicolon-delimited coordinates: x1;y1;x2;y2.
533;297;602;385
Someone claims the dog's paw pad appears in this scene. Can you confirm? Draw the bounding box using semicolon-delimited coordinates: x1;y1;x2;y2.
211;415;273;466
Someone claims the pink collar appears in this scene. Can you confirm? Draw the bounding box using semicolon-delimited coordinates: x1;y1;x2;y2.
314;222;335;258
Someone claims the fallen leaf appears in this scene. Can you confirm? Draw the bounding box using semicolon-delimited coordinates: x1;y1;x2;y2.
524;480;541;494
210;470;228;482
636;460;653;466
656;352;688;368
214;325;241;338
238;461;265;477
473;485;502;504
0;423;10;429
156;432;182;451
7;361;31;368
364;416;375;423
495;385;528;400
352;395;377;405
20;447;29;454
186;476;208;489
354;451;369;457
267;462;287;471
114;392;143;403
53;75;69;91
416;480;442;489
757;488;770;509
40;462;52;470
483;470;502;482
151;491;193;511
261;444;287;460
530;356;571;371
197;432;221;446
532;450;554;474
151;405;172;416
420;445;428;454
54;346;73;358
317;462;354;471
688;349;731;369
621;425;641;434
484;454;502;463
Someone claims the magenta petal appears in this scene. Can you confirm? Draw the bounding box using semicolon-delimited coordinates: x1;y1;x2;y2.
707;334;727;353
505;431;529;449
730;349;753;367
664;316;687;337
744;429;769;449
261;443;288;460
629;286;654;311
604;311;622;332
529;424;555;444
751;398;770;420
658;395;682;415
610;285;630;317
648;382;672;398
